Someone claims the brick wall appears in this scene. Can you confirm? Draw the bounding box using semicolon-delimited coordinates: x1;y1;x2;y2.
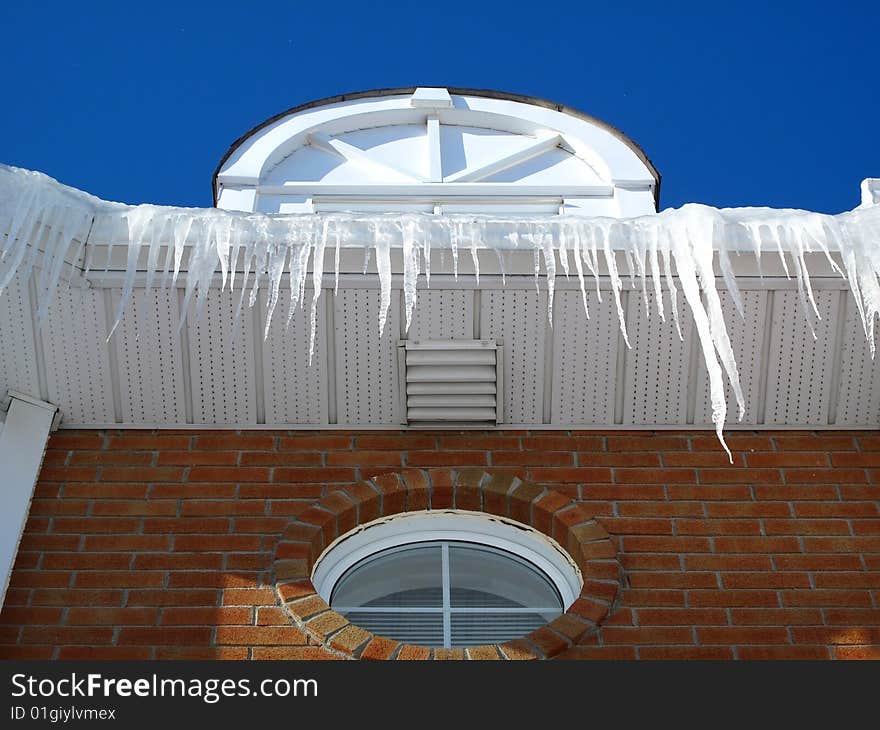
1;429;878;660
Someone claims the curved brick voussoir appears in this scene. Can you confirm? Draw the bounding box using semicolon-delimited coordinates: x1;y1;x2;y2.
272;469;622;660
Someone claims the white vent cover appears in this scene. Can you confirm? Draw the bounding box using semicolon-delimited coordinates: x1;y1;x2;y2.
398;339;503;426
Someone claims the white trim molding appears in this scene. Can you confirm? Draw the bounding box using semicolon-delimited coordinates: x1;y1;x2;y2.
311;509;584;610
0;391;59;608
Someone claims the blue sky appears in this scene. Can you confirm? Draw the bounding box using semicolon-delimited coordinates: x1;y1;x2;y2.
2;1;876;214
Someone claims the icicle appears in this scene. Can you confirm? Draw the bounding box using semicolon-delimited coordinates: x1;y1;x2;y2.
109;207;153;339
333;219;341;295
469;221;480;285
375;221;393;337
450;221;460;279
569;221;589;319
308;219;328;363
170;214;194;287
601;224;631;348
402;216;420;333
262;238;288;339
6;163;880;457
714;221;744;319
648;222;665;322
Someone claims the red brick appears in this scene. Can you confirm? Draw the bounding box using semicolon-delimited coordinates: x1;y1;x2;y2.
692;436;773;451
713;537;801;553
181;500;266;516
730;608;822;625
618;502;705;517
639;646;735;659
623;536;712;553
158;451;238;465
522;436;602;451
667;485;751;500
785;469;868;484
663;452;744;467
21;627;114;644
722;572;811;589
65;608;157;625
775;555;862;571
161;607;251;625
607;436;689;451
781;590;872;607
747;453;828;467
0;607;64;625
107;434;190;450
764;519;850;535
636;608;727;626
804;537;880;553
530;467;612;483
48;432;106;450
775;436;855;451
824;608;880;625
601;518;673;535
84;535;171;551
127;590;219;607
700;468;783;484
52;518;140;534
155;647;249;659
74;571;165;588
620;554;683;571
689;590;780;607
629;572;719;589
193;434;276;450
356;435;435;450
92;500;178;516
831;453;880;467
755;485;839;500
39;466;98;482
278;435;351;450
118;627;213;645
133;553;224;570
615;468;696;484
602;627;694;644
187;467;270;483
70;451;153;465
57;647;154;659
100;467;184;482
676;519;761;535
620;589;685;607
739;646;831;659
143;518;230;533
833;646;880;660
273;467;356;482
813;573;880;589
407;451;488;467
556;646;637;660
327;450;403;466
792;627;880;644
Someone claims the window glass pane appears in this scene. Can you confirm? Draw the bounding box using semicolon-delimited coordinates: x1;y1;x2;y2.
343;611;444;647
451;611;557;647
449;543;562;609
331;543;442;608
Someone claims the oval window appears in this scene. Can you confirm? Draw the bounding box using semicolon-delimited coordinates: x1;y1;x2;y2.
311;510;582;649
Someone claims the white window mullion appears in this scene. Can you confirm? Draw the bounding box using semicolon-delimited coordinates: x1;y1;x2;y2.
441;542;451;648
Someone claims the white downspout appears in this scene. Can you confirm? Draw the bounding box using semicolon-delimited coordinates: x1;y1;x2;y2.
0;391;59;608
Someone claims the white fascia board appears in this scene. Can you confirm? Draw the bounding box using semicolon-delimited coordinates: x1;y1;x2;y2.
0;392;58;608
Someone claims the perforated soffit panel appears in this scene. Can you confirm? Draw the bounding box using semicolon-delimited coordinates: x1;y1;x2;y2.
0;272;876;430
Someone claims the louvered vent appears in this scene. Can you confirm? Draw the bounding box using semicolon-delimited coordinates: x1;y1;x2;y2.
398;339;503;426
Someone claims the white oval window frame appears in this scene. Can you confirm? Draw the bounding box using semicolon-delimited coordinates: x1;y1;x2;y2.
311;509;584;610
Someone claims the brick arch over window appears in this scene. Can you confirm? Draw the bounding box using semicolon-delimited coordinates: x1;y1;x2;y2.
272;468;622;660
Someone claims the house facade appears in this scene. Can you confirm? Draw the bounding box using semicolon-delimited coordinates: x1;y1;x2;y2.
0;88;877;659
